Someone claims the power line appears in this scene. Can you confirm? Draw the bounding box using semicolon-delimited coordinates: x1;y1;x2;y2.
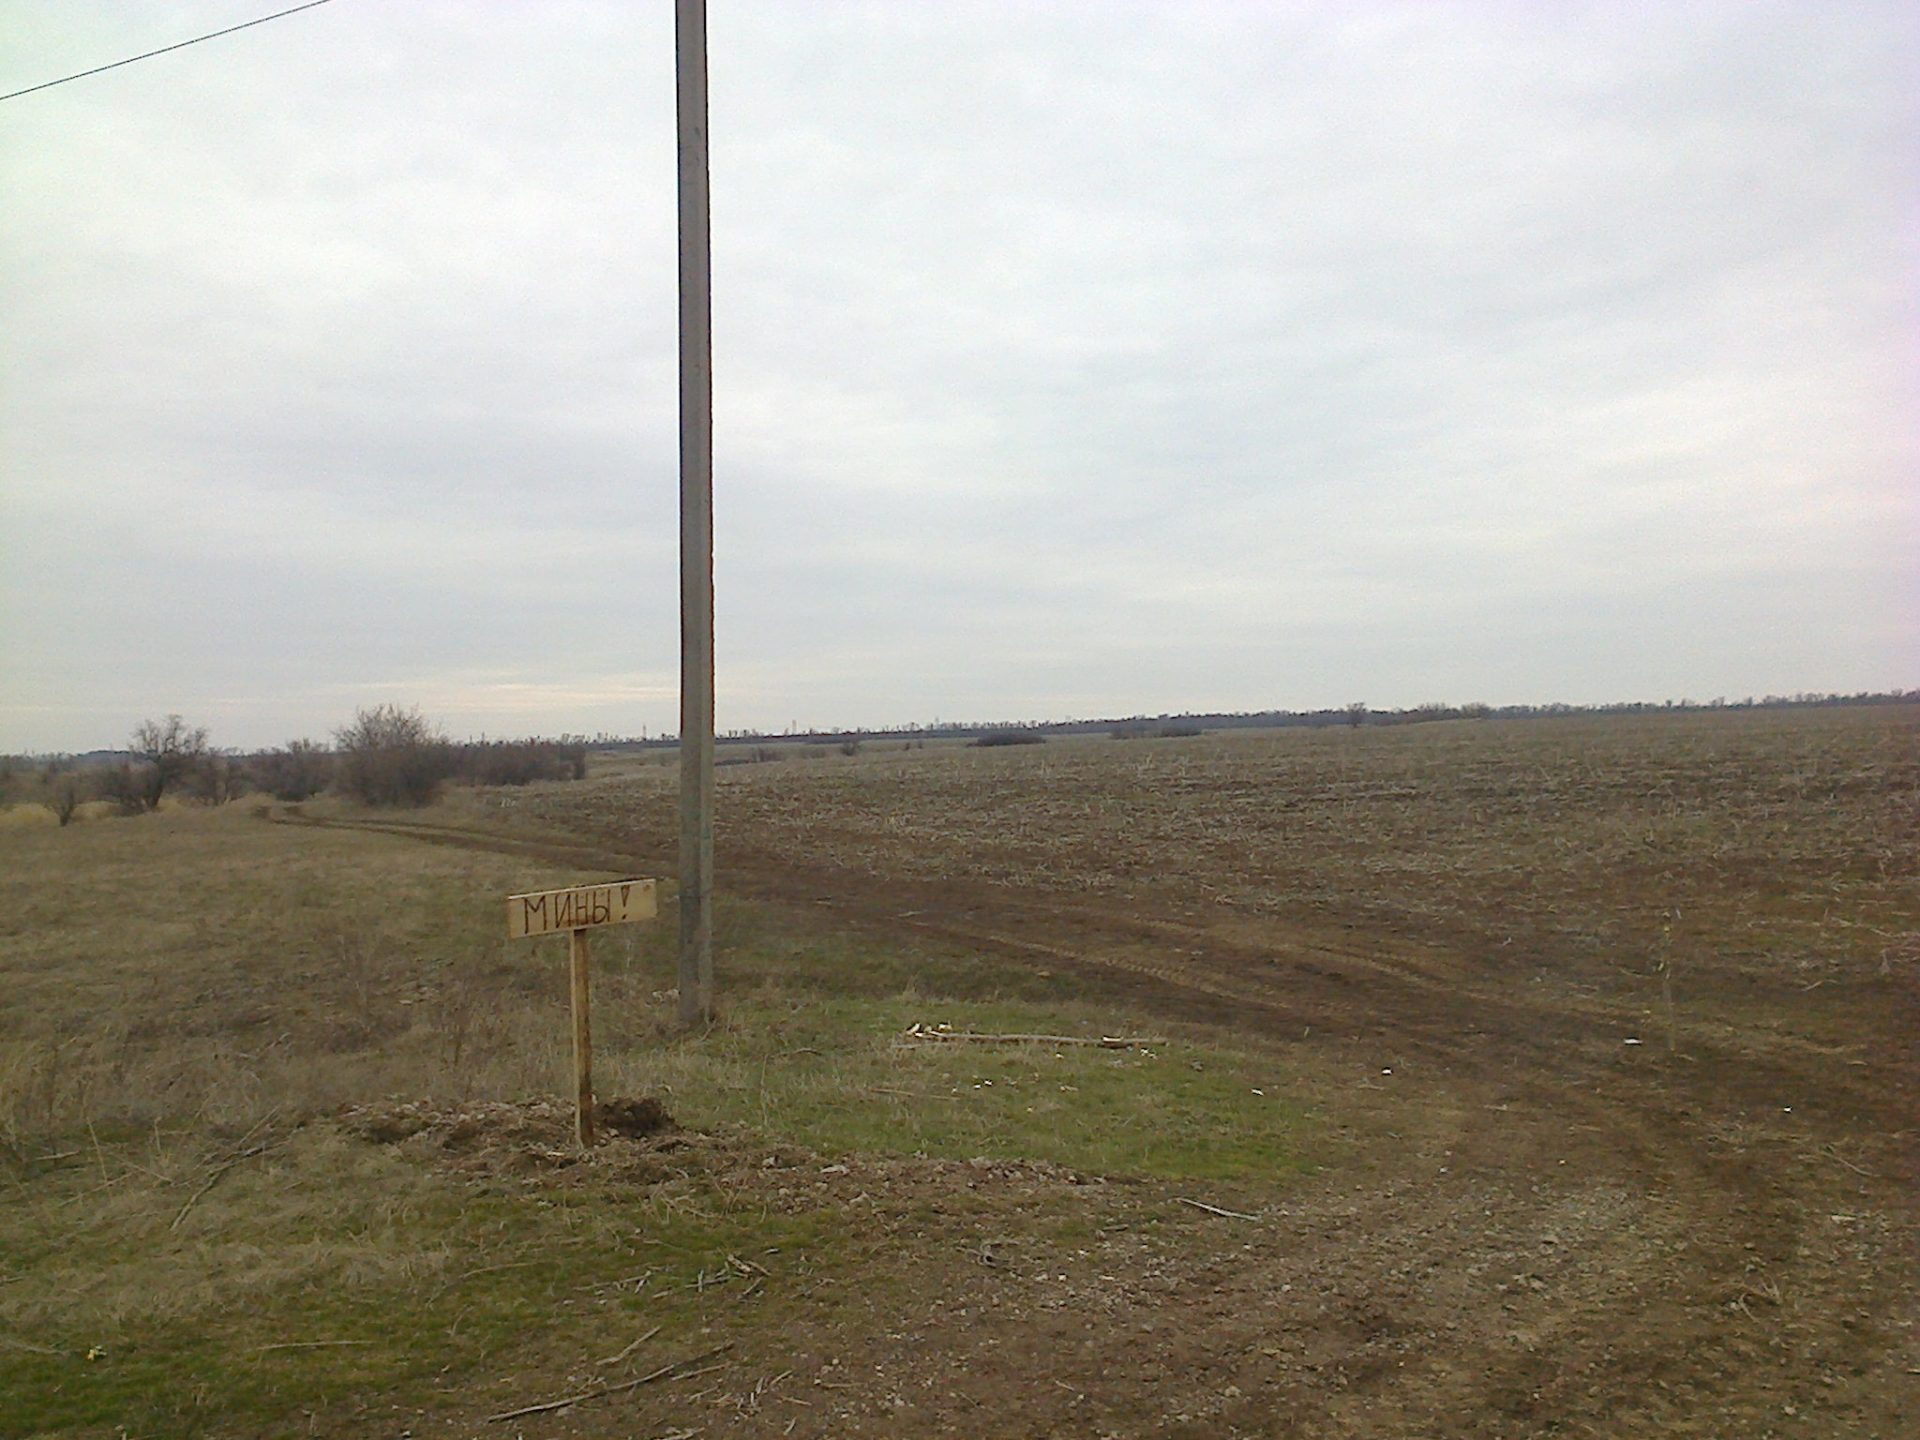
0;0;336;104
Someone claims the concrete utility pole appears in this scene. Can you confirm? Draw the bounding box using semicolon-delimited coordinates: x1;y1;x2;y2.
676;0;714;1025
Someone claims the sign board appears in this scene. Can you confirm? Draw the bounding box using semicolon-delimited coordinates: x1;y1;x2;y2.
506;879;657;940
505;876;661;1150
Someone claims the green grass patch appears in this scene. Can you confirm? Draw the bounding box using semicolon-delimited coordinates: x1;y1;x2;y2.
0;1126;835;1437
609;992;1315;1183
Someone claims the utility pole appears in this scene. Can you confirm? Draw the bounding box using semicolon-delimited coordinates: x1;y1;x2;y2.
676;0;714;1025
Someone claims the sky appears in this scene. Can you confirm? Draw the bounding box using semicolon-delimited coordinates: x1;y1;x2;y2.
2;0;1914;753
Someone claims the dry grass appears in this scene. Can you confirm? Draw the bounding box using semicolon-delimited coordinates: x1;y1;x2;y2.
0;803;1320;1435
0;808;603;1157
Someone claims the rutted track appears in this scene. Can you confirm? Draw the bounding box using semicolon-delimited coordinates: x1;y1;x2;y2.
269;803;1918;1436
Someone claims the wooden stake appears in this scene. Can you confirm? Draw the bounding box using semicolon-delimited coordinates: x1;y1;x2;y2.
504;881;656;1133
570;927;594;1148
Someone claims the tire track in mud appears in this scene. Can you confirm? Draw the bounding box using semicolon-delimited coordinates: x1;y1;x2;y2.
270;808;1570;1062
270;808;1893;1244
269;806;1903;1127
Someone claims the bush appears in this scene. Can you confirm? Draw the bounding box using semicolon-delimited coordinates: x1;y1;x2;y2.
39;767;83;826
251;740;334;802
99;762;162;815
184;755;249;806
447;738;588;787
334;706;449;807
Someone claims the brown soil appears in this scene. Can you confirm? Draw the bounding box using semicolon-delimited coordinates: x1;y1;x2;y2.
597;1095;677;1140
282;795;1919;1438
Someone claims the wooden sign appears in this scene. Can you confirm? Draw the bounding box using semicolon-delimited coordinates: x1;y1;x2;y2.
506;878;660;1148
506;879;657;939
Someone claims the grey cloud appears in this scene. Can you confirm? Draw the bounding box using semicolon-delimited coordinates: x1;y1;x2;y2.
2;0;1913;750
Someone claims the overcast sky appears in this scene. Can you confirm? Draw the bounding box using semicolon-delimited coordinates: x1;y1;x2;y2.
2;1;1914;752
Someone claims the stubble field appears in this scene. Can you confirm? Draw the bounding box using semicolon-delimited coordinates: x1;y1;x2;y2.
3;705;1916;1437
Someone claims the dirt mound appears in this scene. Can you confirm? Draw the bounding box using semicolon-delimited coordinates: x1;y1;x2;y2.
343;1097;560;1146
339;1096;692;1185
597;1094;675;1138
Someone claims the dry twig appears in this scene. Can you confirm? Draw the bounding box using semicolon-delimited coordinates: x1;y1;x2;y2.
596;1325;662;1367
0;1336;65;1356
869;1086;959;1101
165;1108;286;1231
1176;1197;1262;1221
168;1136;284;1231
485;1343;734;1423
902;1024;1164;1049
1821;1144;1876;1178
458;1260;543;1281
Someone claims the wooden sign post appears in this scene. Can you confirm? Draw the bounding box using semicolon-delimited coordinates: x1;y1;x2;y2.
506;879;659;1148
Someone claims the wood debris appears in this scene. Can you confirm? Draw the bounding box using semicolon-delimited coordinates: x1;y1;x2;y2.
484;1342;734;1423
902;1024;1164;1049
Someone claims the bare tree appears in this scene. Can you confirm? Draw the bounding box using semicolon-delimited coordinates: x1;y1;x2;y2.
1344;702;1369;729
127;715;210;811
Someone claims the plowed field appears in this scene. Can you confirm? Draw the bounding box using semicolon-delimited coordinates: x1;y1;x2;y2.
288;706;1919;1436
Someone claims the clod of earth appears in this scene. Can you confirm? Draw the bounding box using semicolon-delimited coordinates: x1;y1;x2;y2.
596;1095;676;1139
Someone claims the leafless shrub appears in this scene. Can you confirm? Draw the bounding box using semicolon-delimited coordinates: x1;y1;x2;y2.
334;705;449;807
40;766;84;826
312;926;409;1054
99;761;162;816
449;738;586;787
251;739;334;802
0;1040;66;1163
184;754;250;806
439;977;481;1073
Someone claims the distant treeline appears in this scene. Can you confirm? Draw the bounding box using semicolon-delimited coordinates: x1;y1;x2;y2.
7;691;1917;825
588;688;1920;750
0;707;591;820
